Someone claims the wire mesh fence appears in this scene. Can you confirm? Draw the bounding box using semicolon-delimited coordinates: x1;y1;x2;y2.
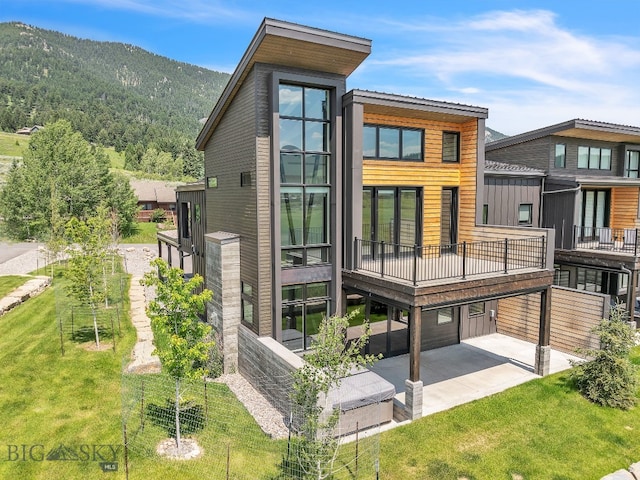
121;371;383;479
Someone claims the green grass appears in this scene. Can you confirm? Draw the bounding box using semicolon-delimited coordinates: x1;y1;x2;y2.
379;347;640;479
0;131;27;157
121;222;174;244
104;146;125;169
0;275;31;297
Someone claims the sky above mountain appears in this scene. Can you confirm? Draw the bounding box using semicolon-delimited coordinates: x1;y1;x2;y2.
2;0;639;136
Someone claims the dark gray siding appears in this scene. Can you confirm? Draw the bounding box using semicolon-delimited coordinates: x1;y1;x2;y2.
204;67;264;332
484;177;542;226
421;308;460;350
177;188;206;280
542;179;578;249
485;137;551;170
549;135;622;176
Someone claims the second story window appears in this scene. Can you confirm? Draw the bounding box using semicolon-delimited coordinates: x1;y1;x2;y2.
578;146;611;170
554;144;566;168
363;125;423;160
518;203;533;225
442;131;460;163
625;150;640;178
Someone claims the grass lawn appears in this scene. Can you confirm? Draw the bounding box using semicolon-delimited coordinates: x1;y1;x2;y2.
0;275;31;298
121;222;174;244
0;131;27;157
379;347;640;479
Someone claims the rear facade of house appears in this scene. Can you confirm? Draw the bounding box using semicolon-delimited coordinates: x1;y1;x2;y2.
183;18;556;419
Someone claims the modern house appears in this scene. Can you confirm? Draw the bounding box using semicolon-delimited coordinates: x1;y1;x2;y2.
176;18;556;420
486;119;640;313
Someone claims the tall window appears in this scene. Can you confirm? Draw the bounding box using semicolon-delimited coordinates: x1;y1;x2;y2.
363;125;423;160
281;282;330;351
554;144;566;168
625;150;640;178
518;203;533;225
442;132;460;163
578;146;611;170
279;84;331;267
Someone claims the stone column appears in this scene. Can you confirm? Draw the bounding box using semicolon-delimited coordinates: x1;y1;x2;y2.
405;379;423;420
205;232;241;374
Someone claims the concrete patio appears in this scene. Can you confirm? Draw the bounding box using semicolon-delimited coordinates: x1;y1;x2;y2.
369;333;581;422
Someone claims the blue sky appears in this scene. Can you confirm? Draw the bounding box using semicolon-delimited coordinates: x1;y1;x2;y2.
2;0;640;135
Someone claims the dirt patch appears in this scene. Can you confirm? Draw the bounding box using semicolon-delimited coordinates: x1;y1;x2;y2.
80;342;113;352
156;438;203;460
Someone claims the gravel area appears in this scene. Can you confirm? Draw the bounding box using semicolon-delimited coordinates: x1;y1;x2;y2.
214;373;289;439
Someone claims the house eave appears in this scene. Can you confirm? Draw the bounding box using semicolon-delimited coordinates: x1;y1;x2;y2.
196;18;371;150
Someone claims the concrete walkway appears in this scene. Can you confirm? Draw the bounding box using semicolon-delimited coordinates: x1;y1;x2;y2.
0;275;51;315
125;275;161;373
369;333;581;422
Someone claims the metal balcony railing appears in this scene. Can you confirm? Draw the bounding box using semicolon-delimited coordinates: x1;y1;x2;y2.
572;226;639;255
353;236;546;286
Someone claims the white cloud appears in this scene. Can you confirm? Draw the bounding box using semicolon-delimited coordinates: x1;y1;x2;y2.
361;9;640;134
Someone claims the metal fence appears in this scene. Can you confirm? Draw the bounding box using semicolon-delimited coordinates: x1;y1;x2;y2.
573;225;639;255
354;236;546;285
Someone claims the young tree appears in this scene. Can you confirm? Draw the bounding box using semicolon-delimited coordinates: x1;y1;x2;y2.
570;304;638;410
141;259;213;453
64;209;112;347
283;311;380;479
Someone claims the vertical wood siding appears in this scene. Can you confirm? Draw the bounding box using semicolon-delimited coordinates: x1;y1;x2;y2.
610;186;640;230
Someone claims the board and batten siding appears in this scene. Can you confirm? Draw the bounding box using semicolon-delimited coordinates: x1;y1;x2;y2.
204;67;269;335
484;177;541;227
496;287;605;355
361;113;478;247
610;186;640;230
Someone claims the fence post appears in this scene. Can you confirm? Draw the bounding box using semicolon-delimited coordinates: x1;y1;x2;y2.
504;238;508;274
413;244;418;285
58;316;65;356
354;237;358;271
462;241;467;279
380;241;385;278
123;423;129;480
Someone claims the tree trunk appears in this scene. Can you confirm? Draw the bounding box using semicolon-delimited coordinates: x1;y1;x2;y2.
175;378;181;452
90;284;100;347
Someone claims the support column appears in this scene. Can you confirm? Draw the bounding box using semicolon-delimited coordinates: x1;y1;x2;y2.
167;245;172;267
627;268;637;324
406;305;423;420
535;287;552;376
364;297;371;355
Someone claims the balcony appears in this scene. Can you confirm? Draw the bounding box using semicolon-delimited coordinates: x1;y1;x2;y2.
572;226;639;256
352;236;547;286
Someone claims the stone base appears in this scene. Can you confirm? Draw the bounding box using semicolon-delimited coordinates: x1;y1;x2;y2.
405;379;423;420
534;344;551;376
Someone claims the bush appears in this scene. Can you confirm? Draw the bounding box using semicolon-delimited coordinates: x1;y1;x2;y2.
150;208;166;223
570;305;638;409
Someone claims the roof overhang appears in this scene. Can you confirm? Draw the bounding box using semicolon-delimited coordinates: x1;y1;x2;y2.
486;119;640;151
196;18;371;150
345;89;488;124
548;174;640;188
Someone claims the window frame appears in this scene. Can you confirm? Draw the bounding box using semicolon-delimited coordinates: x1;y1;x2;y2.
241;281;254;326
281;282;331;351
625;150;640;178
518;203;533;226
363;124;424;161
442;131;460;163
577;146;612;170
554;143;566;168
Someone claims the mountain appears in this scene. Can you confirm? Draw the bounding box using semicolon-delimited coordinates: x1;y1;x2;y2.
0;22;230;151
485;126;509;143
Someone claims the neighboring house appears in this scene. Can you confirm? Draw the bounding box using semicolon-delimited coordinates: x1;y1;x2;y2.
130;179;180;222
486;119;640;311
180;18;555;420
16;125;43;135
483;161;545;227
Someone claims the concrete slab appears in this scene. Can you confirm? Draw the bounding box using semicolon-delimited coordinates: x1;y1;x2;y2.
369;333;581;419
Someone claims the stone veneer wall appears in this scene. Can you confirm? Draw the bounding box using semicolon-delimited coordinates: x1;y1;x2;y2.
238;325;303;418
205;232;241;373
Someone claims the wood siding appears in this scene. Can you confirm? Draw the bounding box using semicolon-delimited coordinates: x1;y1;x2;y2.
486;137;550;171
497;287;604;354
362;113;478;246
610;186;640;230
484;177;541;227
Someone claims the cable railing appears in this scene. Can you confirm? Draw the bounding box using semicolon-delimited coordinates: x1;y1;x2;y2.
353;236;546;285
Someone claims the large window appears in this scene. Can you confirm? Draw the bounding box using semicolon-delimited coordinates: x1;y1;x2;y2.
442;132;460;163
363;125;423;160
362;187;422;246
578;146;611;170
554;144;566;168
279;84;331;267
625;150;640;178
281;282;330;351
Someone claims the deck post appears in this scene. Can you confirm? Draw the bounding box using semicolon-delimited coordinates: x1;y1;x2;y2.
406;304;423;420
534;287;552;376
503;238;508;274
635;230;638;257
353;238;358;271
380;241;385;278
364;297;371;355
462;241;467;279
413;244;418;285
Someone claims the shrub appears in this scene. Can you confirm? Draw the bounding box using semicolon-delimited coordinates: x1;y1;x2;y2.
150;208;166;223
570;304;638;409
